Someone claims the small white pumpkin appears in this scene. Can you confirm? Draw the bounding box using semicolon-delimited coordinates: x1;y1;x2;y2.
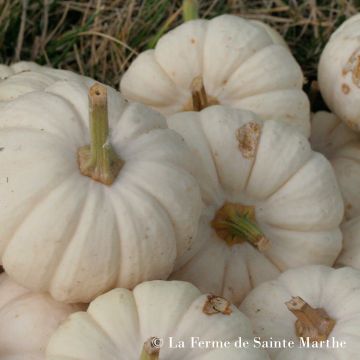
241;265;360;359
0;81;202;303
319;14;360;131
46;280;270;360
169;106;343;306
120;15;310;136
0;61;90;102
0;273;81;360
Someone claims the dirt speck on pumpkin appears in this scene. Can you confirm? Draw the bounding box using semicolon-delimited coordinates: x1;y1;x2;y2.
342;84;350;94
190;38;196;44
236;122;261;159
0;147;4;151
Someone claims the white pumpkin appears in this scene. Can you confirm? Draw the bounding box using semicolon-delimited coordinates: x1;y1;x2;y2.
311;111;360;269
0;61;90;102
120;15;310;136
46;280;270;360
241;265;360;359
0;273;81;360
318;14;360;131
0;81;202;303
168;106;343;306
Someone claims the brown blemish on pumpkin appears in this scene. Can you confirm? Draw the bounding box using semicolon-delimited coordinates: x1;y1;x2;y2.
343;48;360;87
203;294;232;315
190;38;196;44
342;84;350;94
236;122;261;159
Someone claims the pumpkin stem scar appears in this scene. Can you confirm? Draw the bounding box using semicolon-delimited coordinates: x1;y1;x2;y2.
211;202;269;251
140;337;161;360
77;83;123;185
203;294;232;315
182;0;199;22
286;296;336;342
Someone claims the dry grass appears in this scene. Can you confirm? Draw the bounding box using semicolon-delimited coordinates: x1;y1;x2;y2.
0;0;359;89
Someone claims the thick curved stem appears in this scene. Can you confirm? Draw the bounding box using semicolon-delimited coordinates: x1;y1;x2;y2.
183;0;199;22
212;202;269;250
78;83;123;185
140;337;160;360
286;297;336;342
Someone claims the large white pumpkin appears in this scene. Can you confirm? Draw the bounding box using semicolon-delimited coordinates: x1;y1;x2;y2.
241;265;360;359
0;273;81;360
169;106;343;306
0;61;90;103
120;15;310;136
319;14;360;131
0;80;202;303
46;280;270;360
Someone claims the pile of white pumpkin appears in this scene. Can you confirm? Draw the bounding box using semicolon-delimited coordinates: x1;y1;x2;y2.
1;4;360;360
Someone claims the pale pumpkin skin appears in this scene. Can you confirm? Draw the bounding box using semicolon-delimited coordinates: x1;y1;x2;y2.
120;15;310;136
311;111;360;269
0;80;202;303
310;111;359;159
0;61;89;102
241;265;360;359
318;14;360;131
169;106;344;306
46;280;270;360
0;273;81;360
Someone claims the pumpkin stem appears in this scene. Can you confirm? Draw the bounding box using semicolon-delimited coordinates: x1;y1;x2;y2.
140;337;160;360
78;83;123;185
203;295;232;315
286;296;336;342
191;76;209;111
182;0;199;22
211;202;269;250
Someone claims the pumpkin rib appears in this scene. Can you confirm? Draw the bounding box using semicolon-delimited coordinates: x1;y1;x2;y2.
197;115;223;191
219;249;233;297
46;86;89;137
111;181;176;287
202;16;275;92
44;182;92;289
222;45;303;101
122;160;201;242
1;171;81;264
84;312;120;354
0;91;87;143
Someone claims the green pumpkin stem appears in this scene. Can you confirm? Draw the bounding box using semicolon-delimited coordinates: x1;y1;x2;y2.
211;203;269;250
140;338;160;360
78;83;123;185
183;0;199;22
